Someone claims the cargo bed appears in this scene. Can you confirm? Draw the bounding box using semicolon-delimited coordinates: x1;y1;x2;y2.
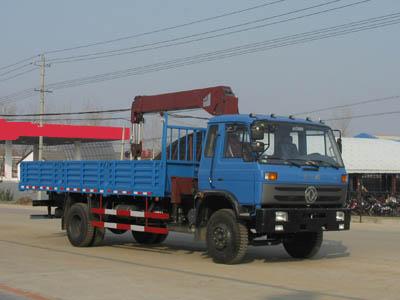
19;121;205;198
20;158;202;197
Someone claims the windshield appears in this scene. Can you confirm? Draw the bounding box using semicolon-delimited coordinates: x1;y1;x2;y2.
253;121;344;168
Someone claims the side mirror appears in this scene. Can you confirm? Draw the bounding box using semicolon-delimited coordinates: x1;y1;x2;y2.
332;129;342;153
251;125;264;140
251;141;265;153
337;137;342;153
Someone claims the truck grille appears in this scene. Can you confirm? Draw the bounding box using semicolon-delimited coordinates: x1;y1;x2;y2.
262;184;346;206
275;187;341;193
274;195;341;202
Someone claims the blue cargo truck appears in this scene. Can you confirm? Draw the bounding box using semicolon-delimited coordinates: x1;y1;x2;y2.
19;86;350;264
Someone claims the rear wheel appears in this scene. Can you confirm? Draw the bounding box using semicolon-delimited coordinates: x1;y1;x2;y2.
91;227;105;246
132;231;168;245
66;203;95;247
283;231;323;259
206;209;248;264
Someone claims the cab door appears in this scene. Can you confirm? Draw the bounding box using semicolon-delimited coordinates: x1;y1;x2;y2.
198;124;219;190
211;123;256;206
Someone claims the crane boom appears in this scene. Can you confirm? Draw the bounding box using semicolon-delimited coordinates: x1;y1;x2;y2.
130;86;239;159
131;86;239;123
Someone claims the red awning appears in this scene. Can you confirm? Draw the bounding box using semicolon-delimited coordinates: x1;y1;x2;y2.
0;118;130;145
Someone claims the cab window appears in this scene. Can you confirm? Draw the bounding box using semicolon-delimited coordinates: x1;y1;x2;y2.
224;124;251;159
204;125;218;157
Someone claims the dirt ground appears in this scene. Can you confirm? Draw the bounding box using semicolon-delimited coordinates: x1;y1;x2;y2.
0;204;399;300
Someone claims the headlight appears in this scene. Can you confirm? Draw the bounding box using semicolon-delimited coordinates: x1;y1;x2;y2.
336;211;345;222
275;211;288;222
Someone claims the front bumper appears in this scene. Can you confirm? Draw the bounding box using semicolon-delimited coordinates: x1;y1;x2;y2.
255;207;351;234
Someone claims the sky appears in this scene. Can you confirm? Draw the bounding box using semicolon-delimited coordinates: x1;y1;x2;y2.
1;0;400;136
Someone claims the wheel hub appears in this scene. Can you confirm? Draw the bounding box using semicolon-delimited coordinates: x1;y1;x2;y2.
70;215;83;238
213;225;230;250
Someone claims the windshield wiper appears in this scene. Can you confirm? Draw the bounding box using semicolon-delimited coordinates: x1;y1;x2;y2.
304;160;320;168
266;156;302;168
309;160;340;169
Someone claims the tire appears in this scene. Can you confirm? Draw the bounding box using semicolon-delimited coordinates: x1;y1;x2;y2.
283;231;323;259
90;227;105;246
66;203;95;247
206;209;248;264
131;231;168;244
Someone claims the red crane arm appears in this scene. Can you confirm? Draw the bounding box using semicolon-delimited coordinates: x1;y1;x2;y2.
131;86;239;123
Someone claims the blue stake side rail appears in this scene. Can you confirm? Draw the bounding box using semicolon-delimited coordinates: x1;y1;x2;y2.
19;114;206;198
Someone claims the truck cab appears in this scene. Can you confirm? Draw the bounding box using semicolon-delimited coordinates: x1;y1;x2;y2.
195;114;350;263
199;114;347;207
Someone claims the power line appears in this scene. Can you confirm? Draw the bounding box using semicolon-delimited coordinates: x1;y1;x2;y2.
4;108;206;119
0;55;39;72
6;116;131;122
2;1;362;86
7;112;211;124
0;2;286;75
294;95;400;116
45;13;400;90
0;107;130;117
0;63;33;77
47;0;346;62
325;110;400;121
7;105;400;124
3;12;398;102
0;67;37;83
44;0;286;55
0;88;36;104
5;110;211;122
48;0;365;64
16;17;400;94
1;11;399;104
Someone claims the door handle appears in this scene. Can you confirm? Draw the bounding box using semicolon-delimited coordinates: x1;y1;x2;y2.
216;178;224;181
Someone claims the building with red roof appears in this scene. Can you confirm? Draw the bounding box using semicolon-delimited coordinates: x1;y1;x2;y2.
0;118;130;180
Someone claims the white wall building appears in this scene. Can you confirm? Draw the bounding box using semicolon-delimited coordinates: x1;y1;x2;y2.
342;137;400;195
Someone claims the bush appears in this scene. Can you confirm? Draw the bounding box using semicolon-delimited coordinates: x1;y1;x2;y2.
0;188;14;202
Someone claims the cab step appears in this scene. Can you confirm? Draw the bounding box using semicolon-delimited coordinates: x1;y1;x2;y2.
32;200;56;207
30;214;60;219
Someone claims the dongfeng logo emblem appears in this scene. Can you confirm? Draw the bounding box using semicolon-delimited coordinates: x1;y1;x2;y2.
305;186;318;204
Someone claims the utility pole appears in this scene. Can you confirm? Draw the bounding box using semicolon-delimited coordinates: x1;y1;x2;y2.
34;54;51;161
34;54;51;201
120;126;126;160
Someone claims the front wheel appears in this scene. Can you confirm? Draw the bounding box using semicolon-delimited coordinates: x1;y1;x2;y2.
206;209;248;264
283;231;323;259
